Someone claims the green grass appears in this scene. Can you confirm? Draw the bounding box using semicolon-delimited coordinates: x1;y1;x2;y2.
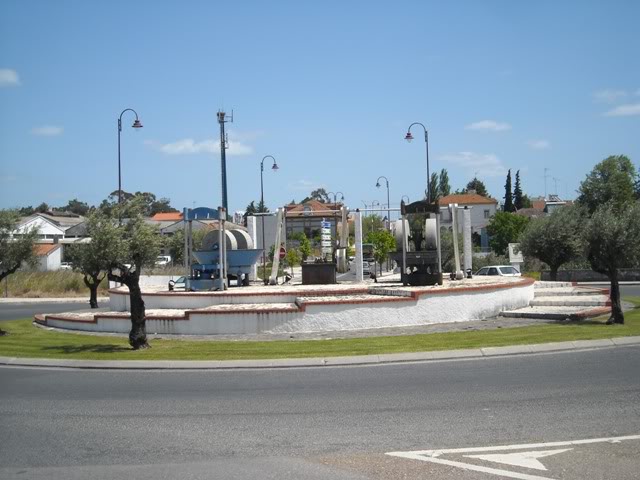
4;271;109;298
1;298;638;361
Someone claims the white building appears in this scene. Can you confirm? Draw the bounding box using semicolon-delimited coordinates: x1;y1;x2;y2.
438;193;499;248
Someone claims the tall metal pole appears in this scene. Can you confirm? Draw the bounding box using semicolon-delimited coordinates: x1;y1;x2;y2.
217;111;229;212
260;160;266;284
260;155;278;285
405;123;430;203
117;108;142;221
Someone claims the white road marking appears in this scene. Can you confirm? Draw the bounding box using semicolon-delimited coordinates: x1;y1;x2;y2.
386;434;640;480
465;448;572;471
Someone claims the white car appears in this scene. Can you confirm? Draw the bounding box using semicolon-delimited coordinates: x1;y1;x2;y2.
60;262;73;270
168;276;187;291
474;265;521;277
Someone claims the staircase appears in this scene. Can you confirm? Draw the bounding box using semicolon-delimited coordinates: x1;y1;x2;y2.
500;282;610;321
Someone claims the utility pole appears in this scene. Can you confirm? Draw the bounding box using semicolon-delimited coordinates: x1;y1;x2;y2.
217;110;233;213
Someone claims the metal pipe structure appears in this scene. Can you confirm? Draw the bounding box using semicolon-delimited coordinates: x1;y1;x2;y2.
217;110;233;212
327;191;344;258
117;108;142;209
404;122;430;203
375;176;391;229
260;155;279;284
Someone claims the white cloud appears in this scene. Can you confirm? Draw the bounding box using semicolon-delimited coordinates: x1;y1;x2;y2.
0;69;20;87
465;120;512;132
593;89;628;103
526;139;551;150
288;179;324;191
149;137;253;156
603;103;640;117
438;152;507;177
31;125;64;136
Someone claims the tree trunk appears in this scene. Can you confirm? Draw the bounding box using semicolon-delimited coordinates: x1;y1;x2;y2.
89;284;99;309
83;274;100;309
549;267;558;282
127;280;149;349
607;272;624;325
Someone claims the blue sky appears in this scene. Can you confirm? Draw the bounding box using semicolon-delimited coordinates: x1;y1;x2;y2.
1;0;638;214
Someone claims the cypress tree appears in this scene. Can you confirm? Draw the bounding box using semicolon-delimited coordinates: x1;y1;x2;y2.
514;170;524;210
503;169;515;212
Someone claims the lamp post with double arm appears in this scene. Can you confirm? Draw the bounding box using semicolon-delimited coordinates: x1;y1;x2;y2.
260;155;279;284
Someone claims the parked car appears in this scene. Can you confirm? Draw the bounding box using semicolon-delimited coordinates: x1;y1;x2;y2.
60;262;73;270
156;255;172;267
168;276;187;291
474;265;521;277
362;262;371;276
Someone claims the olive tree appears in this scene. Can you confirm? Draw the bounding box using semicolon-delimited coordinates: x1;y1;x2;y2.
95;203;162;349
65;211;118;308
518;205;585;281
584;201;640;324
0;210;38;283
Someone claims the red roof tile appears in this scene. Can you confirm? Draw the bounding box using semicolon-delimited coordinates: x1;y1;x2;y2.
34;244;60;256
439;193;498;205
151;212;183;221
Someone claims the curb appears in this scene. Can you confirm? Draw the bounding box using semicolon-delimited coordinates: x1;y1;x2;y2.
1;336;638;370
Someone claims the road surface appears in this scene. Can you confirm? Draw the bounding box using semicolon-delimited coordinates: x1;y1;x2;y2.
1;347;639;479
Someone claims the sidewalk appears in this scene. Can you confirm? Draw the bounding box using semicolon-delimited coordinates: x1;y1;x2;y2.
1;336;638;370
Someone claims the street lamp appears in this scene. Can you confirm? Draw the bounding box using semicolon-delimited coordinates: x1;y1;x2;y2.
401;195;410;204
375;176;391;230
260;155;279;284
404;122;431;203
117;109;143;206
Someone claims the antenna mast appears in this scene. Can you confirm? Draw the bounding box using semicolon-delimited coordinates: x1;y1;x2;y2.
217;109;234;212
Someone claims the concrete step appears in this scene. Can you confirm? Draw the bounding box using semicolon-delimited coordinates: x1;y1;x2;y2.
500;305;610;320
534;281;575;288
529;295;609;307
534;287;608;298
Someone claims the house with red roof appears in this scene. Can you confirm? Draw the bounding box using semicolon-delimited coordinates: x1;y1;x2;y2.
438;192;499;248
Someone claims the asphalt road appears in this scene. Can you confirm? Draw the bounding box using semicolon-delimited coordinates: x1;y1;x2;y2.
1;347;639;479
0;301;103;322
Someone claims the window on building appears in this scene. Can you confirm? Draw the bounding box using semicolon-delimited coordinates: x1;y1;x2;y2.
484;210;490;219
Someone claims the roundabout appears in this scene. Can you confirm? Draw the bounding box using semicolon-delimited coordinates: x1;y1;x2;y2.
35;276;535;335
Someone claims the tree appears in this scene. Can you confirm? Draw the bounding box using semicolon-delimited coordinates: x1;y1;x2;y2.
285;248;301;275
577;155;639;214
0;210;37;334
63;198;91;216
465;178;489;197
429;172;440;201
513;170;524;210
362;214;385;239
0;210;38;283
302;188;330;203
439;169;451;197
519;204;585;281
365;229;396;275
65;211;117;308
486;211;529;256
35;202;49;213
520;194;533;209
503;170;515;212
99;190;177;217
584;201;640;324
291;232;311;261
102;201;163;349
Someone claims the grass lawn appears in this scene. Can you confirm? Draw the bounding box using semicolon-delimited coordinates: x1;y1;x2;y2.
1;298;638;361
